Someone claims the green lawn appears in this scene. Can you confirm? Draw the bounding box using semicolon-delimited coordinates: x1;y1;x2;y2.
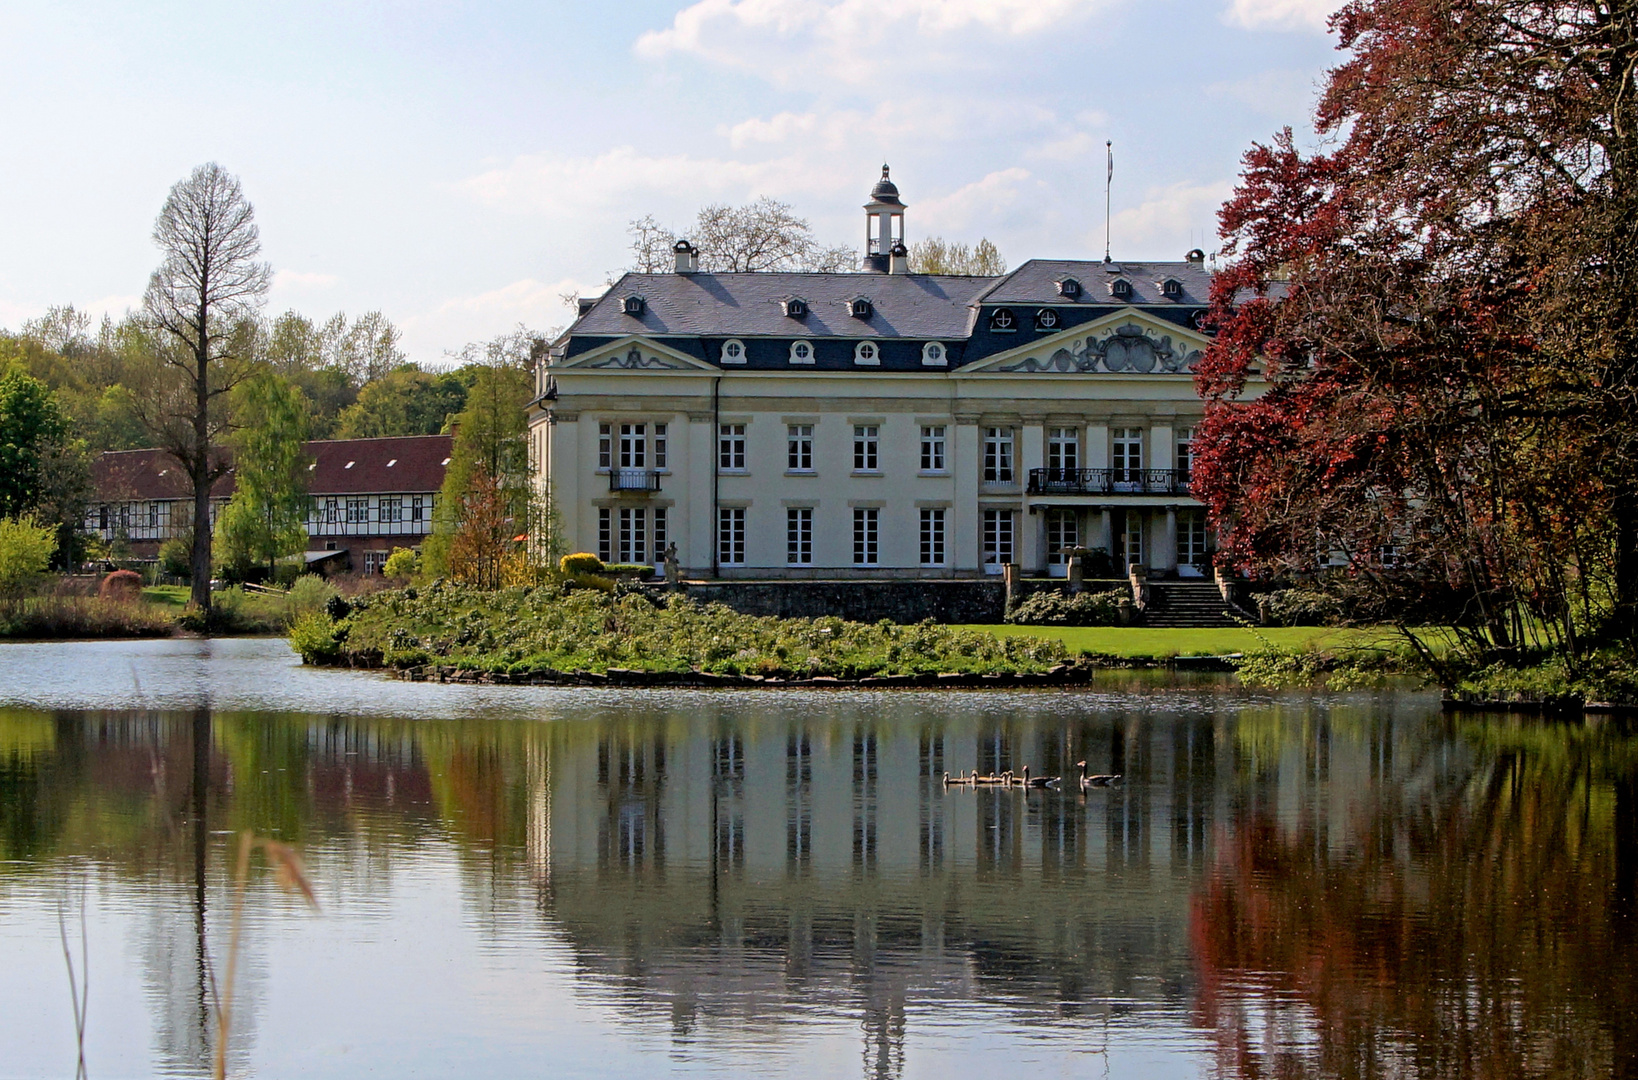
141;585;191;609
958;623;1407;658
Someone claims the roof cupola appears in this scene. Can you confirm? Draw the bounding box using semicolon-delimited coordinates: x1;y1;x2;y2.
863;164;907;273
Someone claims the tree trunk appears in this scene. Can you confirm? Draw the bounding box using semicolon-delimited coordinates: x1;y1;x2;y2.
190;335;213;612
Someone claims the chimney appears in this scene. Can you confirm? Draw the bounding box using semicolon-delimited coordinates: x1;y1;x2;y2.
674;239;699;274
576;297;596;316
1185;248;1205;265
889;240;909;275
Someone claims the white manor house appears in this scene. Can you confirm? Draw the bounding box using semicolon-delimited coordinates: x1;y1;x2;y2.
530;168;1253;581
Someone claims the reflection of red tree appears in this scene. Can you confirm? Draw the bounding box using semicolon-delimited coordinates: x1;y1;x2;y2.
1191;785;1626;1080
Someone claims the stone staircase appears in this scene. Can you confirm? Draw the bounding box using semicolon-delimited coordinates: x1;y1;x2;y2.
1142;581;1243;628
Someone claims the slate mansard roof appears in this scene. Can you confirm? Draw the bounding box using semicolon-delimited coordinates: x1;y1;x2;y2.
93;435;453;504
562;258;1213;371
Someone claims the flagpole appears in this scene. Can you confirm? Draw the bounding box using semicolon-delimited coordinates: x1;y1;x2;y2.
1104;140;1113;263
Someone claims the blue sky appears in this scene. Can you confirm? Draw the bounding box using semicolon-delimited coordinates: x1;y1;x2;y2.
0;0;1341;360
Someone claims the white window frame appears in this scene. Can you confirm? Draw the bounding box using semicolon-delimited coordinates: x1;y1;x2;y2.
618;507;647;564
597;423;612;470
787;507;813;566
919;508;946;567
381;496;403;524
1175;426;1195;481
983;427;1015;483
787;424;814;472
853;508;879;566
1177;508;1207;572
346;497;369;525
1047;427;1079;472
1123;514;1145;568
1046;509;1079;567
718;507;746;566
653;423;668;470
721;338;747;365
921;341;946;366
789;340;815;365
619;423;646;469
652;507;668;565
853;425;879;473
598;507;612;563
1112;427;1143;486
919;425;946;473
718;423;747;472
853;341;880;366
982;509;1014;570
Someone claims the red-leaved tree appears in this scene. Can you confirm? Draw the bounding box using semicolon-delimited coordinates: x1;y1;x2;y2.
1196;1;1638;669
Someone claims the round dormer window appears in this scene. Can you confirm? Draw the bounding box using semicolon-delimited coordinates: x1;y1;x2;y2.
989;308;1017;332
790;340;815;364
1035;308;1061;331
921;342;946;366
854;341;879;365
721;339;746;364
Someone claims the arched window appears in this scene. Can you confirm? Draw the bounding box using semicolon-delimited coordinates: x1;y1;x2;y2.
789;340;815;365
721;339;746;364
854;341;879;365
921;342;946;366
1034;308;1061;332
989;308;1017;332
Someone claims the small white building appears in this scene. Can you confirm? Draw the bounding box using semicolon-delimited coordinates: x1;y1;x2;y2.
531;168;1250;580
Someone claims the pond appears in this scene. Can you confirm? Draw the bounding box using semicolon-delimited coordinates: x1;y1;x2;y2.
0;638;1633;1078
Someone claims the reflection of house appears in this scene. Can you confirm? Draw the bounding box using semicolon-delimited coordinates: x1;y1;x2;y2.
88;434;451;573
532;166;1263;580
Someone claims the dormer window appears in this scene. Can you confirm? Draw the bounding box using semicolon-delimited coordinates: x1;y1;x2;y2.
1056;277;1081;299
849;297;873;319
921;342;947;366
1034;308;1061;332
989;308;1017;332
854;341;880;366
1110;278;1133;300
789;340;815;365
622;295;646;317
721;339;746;365
1160;277;1183;299
782;297;808;319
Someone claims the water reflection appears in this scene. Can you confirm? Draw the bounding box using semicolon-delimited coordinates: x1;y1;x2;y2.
0;657;1634;1078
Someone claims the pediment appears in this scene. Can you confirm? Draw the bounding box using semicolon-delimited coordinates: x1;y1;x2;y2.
960;310;1210;376
555;336;717;372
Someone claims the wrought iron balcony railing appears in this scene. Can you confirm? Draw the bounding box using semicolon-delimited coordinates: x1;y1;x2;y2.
608;468;662;493
1027;467;1193;496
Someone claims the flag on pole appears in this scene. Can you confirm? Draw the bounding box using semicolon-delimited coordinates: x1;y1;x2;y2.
1107;141;1113;181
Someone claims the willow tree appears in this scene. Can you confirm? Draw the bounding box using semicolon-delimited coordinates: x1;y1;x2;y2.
142;163;271;610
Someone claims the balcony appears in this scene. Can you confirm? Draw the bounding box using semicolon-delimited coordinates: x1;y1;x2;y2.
608;468;662;493
1027;467;1193;496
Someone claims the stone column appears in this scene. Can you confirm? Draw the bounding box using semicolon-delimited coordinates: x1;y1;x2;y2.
1098;508;1113;563
1161;507;1179;574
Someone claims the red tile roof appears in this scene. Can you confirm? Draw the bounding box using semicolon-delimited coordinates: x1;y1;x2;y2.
92;434;453;502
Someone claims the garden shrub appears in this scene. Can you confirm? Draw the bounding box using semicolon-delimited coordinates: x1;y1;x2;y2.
565;570;615;593
560;552;604;575
383;547;420;579
285;574;340;622
1006;588;1125;627
0;516;56;595
603;562;655;579
158;537;193;580
1259;588;1346;627
99;569;144;603
288;612;343;660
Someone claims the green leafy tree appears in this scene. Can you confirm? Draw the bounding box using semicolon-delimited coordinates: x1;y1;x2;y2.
333;365;473;438
0;515;56;595
214;371;311;580
907;237;1006;275
422;364;531;578
0;368;70;516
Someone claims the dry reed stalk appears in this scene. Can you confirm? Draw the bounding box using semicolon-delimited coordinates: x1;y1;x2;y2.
212;832;319;1080
57;893;89;1080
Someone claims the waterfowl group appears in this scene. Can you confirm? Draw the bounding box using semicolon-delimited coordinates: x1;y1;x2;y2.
942;766;1060;789
1075;761;1123;789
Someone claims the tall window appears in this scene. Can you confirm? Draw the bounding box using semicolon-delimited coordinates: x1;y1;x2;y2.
619;423;646;468
598;507;612;563
1047;427;1079;471
853;508;879;565
618;507;647;563
787;508;813;566
653;508;668;562
1123;514;1145;568
1046;509;1078;565
1112;427;1143;482
1177;509;1207;569
653;423;668;469
718;507;746;566
1175;426;1194;481
853;425;879;472
719;424;746;471
983;427;1014;482
411;495;425;523
982;509;1014;569
787;424;813;472
147;503;159;529
919;508;946;567
597;423;612;469
920;426;946;472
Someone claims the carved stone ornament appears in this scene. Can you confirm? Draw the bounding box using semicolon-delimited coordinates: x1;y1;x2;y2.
583;346;688;370
996;323;1203;374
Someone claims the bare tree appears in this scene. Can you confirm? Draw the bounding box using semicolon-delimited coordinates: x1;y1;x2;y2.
142;163;271;611
628;197;858;274
908;237;1006;275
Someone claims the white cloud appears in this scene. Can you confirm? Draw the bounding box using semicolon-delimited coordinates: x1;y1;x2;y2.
1029;131;1104;163
915;168;1034;233
398;277;594;360
1110;179;1234;260
1221;0;1341;31
636;0;1109;88
272;269;340;290
1208;67;1320;117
